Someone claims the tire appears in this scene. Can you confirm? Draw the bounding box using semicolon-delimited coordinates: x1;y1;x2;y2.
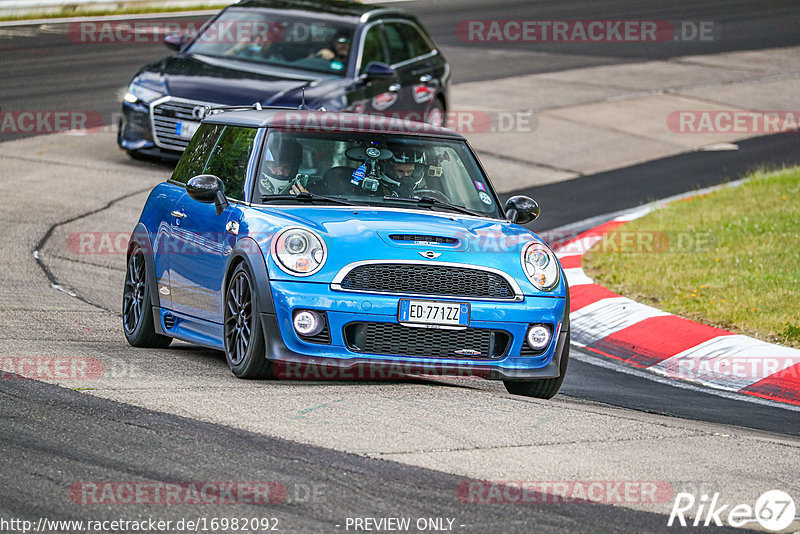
224;263;273;379
123;245;172;348
125;150;153;161
504;331;570;399
425;98;445;127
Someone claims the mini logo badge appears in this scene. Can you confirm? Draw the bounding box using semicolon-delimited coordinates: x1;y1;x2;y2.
158;285;170;295
454;349;482;356
419;251;441;259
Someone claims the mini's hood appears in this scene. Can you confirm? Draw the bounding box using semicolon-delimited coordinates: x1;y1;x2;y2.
242;205;564;296
133;55;347;106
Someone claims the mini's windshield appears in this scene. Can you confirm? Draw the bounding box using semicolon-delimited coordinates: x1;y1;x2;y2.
256;131;503;219
186;9;355;76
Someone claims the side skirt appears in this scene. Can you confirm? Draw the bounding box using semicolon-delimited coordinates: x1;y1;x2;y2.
153;307;224;351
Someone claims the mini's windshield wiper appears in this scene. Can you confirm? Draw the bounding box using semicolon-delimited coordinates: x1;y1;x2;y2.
382;196;484;218
261;192;355;206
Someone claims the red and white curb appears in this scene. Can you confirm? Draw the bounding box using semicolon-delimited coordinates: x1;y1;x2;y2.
554;211;800;407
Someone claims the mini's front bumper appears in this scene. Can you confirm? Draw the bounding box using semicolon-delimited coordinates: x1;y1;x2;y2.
260;280;569;381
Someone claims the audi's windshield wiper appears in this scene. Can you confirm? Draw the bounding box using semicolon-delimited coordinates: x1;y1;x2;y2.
262;192;355;206
382;196;484;218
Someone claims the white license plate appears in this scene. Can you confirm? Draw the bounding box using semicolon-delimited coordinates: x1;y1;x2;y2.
175;120;200;139
398;299;470;327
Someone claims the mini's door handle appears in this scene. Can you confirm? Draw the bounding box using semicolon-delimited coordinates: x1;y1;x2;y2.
388;83;401;93
170;210;186;219
418;74;433;83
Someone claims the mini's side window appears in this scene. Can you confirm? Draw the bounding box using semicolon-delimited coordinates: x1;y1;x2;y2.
170;124;224;184
202;126;259;201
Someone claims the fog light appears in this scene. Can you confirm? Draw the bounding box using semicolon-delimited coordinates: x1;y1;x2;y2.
526;325;551;351
293;310;323;337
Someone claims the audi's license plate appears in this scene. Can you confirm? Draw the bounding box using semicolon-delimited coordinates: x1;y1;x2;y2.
398;299;470;327
175;120;200;139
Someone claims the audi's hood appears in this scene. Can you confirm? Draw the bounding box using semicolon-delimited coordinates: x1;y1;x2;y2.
133;54;347;106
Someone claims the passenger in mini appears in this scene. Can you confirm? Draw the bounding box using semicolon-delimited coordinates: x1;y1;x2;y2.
258;139;306;195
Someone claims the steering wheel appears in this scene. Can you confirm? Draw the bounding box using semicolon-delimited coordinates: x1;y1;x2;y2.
412;189;450;203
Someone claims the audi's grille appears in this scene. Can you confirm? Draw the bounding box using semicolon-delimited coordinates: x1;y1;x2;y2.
344;322;510;359
151;99;214;151
338;264;516;300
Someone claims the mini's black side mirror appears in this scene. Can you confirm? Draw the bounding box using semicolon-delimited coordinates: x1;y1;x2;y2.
164;33;185;51
186;175;229;215
504;195;540;224
363;62;396;82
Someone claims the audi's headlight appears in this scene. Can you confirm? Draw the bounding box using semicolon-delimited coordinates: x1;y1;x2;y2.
124;83;164;105
272;227;327;276
521;241;560;291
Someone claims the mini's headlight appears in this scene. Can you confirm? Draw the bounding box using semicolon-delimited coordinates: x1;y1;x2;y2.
272;227;327;276
124;83;164;105
521;241;560;291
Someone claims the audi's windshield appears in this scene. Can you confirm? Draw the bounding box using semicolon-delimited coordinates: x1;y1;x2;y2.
186;9;356;76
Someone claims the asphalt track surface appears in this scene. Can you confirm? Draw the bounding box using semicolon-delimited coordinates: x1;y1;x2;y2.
1;1;800;532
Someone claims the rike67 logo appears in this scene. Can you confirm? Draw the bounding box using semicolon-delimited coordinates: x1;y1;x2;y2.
669;490;797;531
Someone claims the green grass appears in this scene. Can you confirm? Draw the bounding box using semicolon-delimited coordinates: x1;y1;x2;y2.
0;4;230;22
582;166;800;348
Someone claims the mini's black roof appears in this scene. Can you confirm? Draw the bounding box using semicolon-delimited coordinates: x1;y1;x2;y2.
203;109;464;139
230;0;408;21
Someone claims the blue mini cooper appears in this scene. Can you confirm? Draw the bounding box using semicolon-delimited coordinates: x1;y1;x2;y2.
123;109;570;398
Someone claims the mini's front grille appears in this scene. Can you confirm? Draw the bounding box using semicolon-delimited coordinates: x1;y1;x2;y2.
389;234;459;245
344;322;510;359
338;263;516;300
151;98;214;151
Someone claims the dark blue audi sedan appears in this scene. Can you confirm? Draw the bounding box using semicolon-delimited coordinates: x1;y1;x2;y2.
118;0;450;160
123;109;569;399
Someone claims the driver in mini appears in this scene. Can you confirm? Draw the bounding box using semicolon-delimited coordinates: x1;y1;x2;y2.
259;140;306;195
382;148;426;197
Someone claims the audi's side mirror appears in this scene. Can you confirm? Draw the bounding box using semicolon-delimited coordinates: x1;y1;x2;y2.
186;174;228;215
164;32;186;51
363;62;396;82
